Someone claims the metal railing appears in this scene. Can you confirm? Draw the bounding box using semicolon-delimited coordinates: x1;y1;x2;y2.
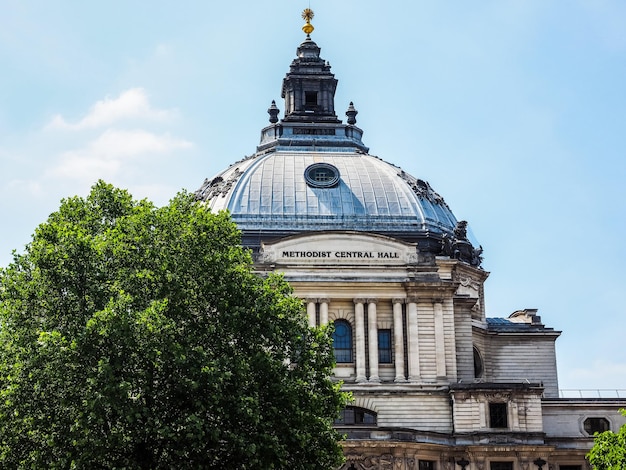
559;389;626;399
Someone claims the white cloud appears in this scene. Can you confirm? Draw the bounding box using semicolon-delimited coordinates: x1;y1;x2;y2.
46;88;176;131
49;129;192;181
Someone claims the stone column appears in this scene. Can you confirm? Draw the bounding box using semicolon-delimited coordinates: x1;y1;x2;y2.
434;300;447;378
354;298;367;383
367;298;380;383
392;298;407;382
319;298;329;326
407;296;421;382
306;298;317;328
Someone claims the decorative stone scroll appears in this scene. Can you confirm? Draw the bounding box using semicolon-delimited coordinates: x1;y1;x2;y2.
454;274;481;292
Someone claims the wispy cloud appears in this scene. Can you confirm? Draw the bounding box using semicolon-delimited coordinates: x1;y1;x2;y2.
49;129;192;181
46;88;176;131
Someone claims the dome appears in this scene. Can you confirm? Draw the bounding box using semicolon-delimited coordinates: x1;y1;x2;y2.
196;150;457;237
195;35;481;266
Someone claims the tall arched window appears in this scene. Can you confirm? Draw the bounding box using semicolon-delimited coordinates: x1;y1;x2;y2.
473;347;484;378
332;320;353;363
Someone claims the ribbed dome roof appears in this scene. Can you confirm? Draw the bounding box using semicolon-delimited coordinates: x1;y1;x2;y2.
198;152;456;233
196;150;457;236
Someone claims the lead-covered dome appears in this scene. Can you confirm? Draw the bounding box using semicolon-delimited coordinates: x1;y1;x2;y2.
196;35;481;265
196;150;456;238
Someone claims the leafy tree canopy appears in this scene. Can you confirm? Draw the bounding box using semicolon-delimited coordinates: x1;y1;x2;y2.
0;181;347;469
588;410;626;470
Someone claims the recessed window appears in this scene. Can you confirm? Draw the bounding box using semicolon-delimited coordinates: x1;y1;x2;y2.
490;463;513;470
489;402;508;428
473;347;483;378
584;417;610;435
335;406;377;425
378;329;392;364
304;91;317;109
419;461;435;470
332;320;353;363
304;163;340;188
560;466;582;470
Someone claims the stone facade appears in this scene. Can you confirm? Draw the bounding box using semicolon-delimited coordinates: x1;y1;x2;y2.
196;16;626;469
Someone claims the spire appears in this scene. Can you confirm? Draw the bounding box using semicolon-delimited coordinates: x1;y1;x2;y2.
302;8;314;36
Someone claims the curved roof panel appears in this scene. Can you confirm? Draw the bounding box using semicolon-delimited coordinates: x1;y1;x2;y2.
197;150;457;235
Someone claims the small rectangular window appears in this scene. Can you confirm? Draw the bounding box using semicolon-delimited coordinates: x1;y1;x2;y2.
560;466;581;470
378;329;392;363
305;91;317;106
489;402;508;428
490;463;513;470
419;461;435;470
334;407;377;426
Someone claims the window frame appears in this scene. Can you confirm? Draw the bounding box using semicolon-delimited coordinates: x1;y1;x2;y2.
378;329;392;364
419;461;436;470
490;463;513;470
334;406;377;426
489;402;508;429
583;417;610;435
304;91;318;110
332;319;353;363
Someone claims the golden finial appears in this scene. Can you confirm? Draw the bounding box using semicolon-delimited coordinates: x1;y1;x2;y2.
302;8;314;36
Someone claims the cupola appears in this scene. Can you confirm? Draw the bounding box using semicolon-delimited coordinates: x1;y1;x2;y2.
281;10;340;123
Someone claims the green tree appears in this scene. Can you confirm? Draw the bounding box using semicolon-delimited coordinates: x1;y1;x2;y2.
588;410;626;470
0;181;347;469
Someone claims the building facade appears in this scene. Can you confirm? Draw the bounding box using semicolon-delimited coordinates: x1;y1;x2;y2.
195;13;626;470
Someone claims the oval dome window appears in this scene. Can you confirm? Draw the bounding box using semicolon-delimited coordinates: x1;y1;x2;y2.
304;163;340;188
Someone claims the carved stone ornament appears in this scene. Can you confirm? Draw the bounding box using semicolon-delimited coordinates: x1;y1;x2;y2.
484;391;512;401
398;171;450;209
257;248;275;263
453;272;481;291
471;297;482;315
195;167;244;201
361;454;396;470
343;454;365;470
441;221;483;267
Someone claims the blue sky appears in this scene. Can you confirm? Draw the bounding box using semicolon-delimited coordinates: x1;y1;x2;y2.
1;1;625;391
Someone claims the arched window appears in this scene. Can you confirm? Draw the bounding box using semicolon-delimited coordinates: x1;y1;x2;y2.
332;320;353;363
473;347;484;378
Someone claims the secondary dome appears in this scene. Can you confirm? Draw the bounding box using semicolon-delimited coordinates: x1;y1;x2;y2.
196;34;481;266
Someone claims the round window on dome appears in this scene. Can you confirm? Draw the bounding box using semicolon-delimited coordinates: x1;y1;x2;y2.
304;163;340;188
